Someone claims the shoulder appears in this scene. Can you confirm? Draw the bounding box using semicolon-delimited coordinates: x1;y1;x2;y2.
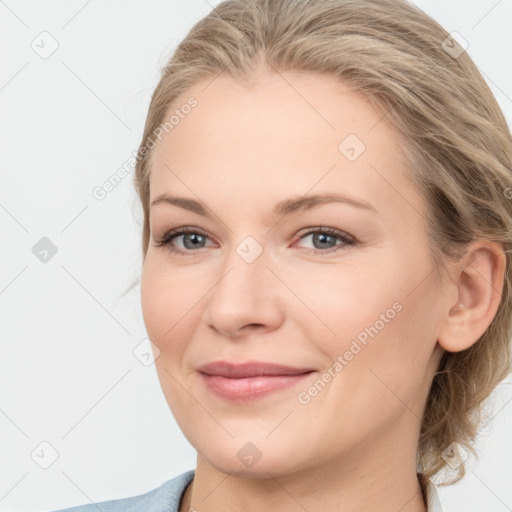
49;469;195;512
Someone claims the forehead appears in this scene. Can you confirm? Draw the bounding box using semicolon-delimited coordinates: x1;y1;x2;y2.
149;71;424;224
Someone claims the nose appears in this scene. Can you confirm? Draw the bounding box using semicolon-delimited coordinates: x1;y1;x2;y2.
202;244;285;338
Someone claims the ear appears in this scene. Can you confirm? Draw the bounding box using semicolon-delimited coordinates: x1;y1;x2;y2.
437;241;506;353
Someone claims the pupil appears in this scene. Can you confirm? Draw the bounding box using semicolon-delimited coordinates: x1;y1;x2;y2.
184;233;204;249
314;233;335;249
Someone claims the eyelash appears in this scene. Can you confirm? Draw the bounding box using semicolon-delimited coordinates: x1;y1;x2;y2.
153;226;357;256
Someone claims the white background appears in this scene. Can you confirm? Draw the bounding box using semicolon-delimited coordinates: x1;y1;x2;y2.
1;1;511;511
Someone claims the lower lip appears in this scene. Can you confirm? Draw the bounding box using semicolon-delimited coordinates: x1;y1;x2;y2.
199;372;313;402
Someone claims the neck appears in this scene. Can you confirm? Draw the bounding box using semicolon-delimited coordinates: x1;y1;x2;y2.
180;426;428;512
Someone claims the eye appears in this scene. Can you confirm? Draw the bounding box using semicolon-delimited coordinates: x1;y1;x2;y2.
153;226;215;256
153;225;357;256
294;227;356;253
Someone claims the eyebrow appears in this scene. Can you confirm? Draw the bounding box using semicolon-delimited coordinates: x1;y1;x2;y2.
150;192;378;218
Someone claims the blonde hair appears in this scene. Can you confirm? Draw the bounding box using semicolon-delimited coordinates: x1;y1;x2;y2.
131;0;512;489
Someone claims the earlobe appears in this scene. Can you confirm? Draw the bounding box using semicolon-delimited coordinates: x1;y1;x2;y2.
437;241;506;353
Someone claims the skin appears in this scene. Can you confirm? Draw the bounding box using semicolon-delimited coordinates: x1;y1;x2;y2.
140;69;505;512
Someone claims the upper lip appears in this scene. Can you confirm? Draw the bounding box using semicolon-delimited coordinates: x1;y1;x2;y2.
197;360;315;378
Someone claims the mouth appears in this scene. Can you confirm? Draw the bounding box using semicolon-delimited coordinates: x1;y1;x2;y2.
197;360;315;402
197;360;315;378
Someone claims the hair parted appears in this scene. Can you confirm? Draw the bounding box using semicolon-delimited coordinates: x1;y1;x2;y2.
132;0;512;490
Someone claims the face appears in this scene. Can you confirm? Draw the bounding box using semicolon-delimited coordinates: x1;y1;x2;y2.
141;70;446;478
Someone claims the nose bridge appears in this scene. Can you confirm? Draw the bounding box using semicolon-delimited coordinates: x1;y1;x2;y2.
203;234;282;336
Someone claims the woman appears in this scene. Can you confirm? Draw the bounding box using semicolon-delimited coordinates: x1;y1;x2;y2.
53;0;512;510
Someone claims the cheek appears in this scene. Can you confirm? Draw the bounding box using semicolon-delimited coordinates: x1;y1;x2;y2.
140;259;166;342
351;281;439;416
304;245;439;388
297;259;403;355
140;258;201;413
140;257;193;353
140;254;223;376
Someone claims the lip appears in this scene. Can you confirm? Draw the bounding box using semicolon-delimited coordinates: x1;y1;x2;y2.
197;360;315;402
197;360;315;378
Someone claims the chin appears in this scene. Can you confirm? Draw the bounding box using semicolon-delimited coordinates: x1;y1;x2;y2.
196;438;312;478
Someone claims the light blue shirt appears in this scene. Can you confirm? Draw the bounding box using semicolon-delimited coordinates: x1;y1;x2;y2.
51;469;443;511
